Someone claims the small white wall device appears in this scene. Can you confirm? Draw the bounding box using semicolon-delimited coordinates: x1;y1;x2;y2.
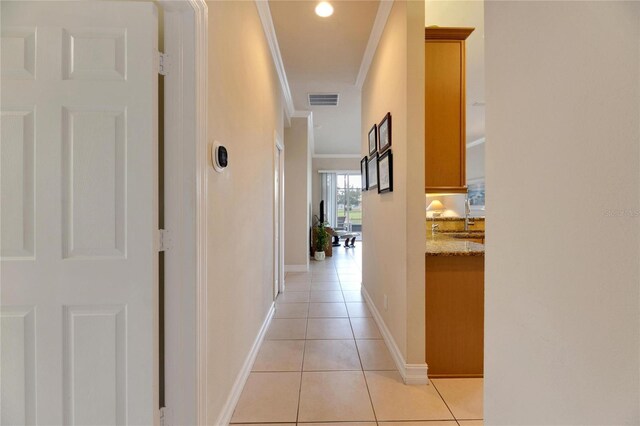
212;142;228;172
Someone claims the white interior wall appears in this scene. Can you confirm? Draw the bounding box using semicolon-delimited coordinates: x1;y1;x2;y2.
466;142;485;181
485;2;640;424
284;117;311;269
361;0;426;371
205;1;284;422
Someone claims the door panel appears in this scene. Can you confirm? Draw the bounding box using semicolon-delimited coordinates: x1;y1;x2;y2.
0;2;158;424
61;107;127;259
0;307;36;425
63;305;127;425
0;109;35;258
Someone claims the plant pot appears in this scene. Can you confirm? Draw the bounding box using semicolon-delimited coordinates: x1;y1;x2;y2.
314;251;326;261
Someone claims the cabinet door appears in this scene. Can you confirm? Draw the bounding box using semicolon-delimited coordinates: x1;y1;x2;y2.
425;40;466;192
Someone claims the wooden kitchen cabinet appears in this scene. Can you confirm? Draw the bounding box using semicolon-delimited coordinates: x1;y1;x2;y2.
426;255;484;377
425;27;474;193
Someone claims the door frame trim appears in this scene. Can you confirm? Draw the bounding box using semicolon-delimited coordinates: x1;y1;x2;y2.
274;132;285;297
160;1;207;425
190;2;208;425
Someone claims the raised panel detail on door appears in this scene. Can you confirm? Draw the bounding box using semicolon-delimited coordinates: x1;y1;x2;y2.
1;28;36;79
1;109;35;259
1;2;158;422
63;305;126;426
62;107;126;259
63;28;126;80
1;307;36;426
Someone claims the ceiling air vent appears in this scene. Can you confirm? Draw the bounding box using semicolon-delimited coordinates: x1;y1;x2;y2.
308;93;339;107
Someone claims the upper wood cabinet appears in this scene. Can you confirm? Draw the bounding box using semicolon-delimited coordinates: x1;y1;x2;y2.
425;27;474;193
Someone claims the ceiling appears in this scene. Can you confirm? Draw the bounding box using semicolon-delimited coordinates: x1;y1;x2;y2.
269;0;380;155
269;1;485;155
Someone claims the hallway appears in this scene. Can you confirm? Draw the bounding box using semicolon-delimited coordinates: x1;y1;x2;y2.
230;246;483;425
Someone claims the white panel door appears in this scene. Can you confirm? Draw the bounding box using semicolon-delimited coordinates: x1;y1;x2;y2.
1;2;159;425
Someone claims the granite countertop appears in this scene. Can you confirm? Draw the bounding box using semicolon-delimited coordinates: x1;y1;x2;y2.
425;233;485;257
426;217;485;222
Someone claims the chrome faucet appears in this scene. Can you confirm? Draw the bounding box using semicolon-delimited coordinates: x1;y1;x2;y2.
464;196;474;231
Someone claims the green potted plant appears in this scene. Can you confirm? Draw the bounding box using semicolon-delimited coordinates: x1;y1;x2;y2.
314;223;329;261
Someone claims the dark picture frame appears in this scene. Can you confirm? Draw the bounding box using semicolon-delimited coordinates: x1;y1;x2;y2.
377;149;393;194
367;153;378;190
360;156;369;191
368;124;378;156
378;112;392;153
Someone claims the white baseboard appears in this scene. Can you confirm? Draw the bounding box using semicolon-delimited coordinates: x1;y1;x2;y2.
361;286;429;385
285;264;308;272
214;302;276;426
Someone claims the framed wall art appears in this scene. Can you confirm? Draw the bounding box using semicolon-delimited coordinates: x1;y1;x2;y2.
377;149;393;193
378;112;392;153
367;153;378;190
368;124;378;156
361;156;368;191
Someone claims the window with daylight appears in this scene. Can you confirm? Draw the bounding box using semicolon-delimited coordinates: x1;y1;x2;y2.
320;171;362;234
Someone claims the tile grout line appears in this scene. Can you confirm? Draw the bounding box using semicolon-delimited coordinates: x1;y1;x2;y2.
352;317;380;425
430;379;462;425
294;302;311;425
341;256;381;426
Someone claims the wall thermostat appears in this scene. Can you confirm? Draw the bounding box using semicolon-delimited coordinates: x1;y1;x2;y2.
212;142;228;172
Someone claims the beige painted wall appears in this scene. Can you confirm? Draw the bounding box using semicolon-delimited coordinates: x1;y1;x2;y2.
361;0;425;365
206;1;284;423
311;157;361;223
284;117;311;268
485;2;640;424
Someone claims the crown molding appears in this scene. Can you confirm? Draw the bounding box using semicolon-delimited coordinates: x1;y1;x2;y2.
255;0;295;121
355;0;394;89
425;26;474;40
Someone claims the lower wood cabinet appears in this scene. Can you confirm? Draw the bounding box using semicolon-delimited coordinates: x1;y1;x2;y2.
426;255;484;377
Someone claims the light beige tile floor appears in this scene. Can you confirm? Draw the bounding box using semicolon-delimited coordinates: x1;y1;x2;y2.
431;378;484;420
252;340;305;372
274;302;309;319
365;371;453;421
346;302;372;318
303;339;361;371
229;372;300;423
285;282;312;292
379;422;458;426
299;371;375;422
356;339;396;371
230;246;483;426
308;302;348;318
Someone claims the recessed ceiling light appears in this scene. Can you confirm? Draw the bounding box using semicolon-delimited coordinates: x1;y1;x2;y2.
315;1;334;17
